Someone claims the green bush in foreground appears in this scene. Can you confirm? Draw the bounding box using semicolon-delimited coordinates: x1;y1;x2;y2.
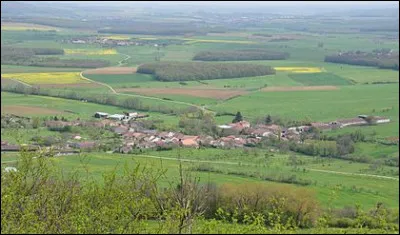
1;150;398;234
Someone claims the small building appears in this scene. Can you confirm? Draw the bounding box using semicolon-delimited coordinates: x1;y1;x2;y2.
124;112;138;117
4;167;17;173
94;112;109;118
374;116;390;124
217;125;232;129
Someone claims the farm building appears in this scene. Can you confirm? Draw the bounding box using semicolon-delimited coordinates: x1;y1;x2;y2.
218;124;232;129
94;112;109;118
229;121;250;130
124;112;138;117
373;116;390;124
336;118;368;127
107;114;126;121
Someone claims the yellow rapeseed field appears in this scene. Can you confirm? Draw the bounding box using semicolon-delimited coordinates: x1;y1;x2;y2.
183;38;257;44
1;72;89;84
274;67;323;73
1;23;58;31
101;35;130;40
64;49;118;55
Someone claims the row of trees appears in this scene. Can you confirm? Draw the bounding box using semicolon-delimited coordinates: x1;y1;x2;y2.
1;84;189;115
1;46;109;68
2;150;398;234
324;51;399;71
192;49;290;61
137;61;276;81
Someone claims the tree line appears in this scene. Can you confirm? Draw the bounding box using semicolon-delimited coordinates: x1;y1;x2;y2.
137;61;276;81
1;84;192;116
324;50;399;71
192;49;290;61
1;46;110;68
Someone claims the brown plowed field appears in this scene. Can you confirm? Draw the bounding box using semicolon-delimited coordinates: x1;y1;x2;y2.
83;67;137;75
1;105;65;115
116;88;247;100
261;86;338;92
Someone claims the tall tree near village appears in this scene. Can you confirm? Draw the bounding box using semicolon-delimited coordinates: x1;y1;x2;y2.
232;111;243;123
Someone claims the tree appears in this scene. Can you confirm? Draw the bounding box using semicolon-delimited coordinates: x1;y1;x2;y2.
32;117;40;129
265;115;272;124
232;111;243;123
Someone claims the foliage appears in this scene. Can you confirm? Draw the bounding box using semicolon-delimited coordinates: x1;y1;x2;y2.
325;51;399;71
193;49;289;61
137;61;275;81
232;111;243;123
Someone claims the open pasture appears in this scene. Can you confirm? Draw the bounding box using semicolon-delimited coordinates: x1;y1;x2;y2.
261;85;339;92
288;72;353;86
1;72;89;85
212;84;399;125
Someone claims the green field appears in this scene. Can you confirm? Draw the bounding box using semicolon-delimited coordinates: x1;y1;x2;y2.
288;72;353;86
211;84;399;129
0;92;180;127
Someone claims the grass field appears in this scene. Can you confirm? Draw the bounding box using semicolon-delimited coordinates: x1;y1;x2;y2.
211;84;399;128
0;92;182;127
1;72;88;84
288;72;353;86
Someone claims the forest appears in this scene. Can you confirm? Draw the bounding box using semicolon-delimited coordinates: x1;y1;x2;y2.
192;49;290;61
324;50;399;70
137;62;276;81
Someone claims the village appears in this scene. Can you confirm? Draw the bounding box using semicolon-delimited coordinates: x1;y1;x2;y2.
1;110;391;155
62;36;184;47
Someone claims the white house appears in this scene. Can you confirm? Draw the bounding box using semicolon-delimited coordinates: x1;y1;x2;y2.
107;114;126;121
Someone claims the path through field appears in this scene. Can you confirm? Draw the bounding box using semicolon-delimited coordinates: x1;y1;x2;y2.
79;71;216;114
117;53;131;67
